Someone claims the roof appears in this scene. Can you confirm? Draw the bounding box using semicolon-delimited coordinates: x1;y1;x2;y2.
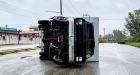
0;31;39;36
0;27;17;31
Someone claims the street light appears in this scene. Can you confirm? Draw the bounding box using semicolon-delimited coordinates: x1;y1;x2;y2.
46;11;60;14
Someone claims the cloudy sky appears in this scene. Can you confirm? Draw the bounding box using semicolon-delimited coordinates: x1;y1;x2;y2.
0;0;140;35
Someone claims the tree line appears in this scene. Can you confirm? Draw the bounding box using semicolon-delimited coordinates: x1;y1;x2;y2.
125;9;140;42
100;9;140;42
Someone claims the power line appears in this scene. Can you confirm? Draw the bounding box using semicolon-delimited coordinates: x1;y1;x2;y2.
46;10;60;13
0;0;45;19
100;19;125;21
68;0;82;16
86;0;94;10
63;1;77;16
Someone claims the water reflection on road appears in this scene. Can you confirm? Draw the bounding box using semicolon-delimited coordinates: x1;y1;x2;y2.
39;60;100;75
1;43;140;75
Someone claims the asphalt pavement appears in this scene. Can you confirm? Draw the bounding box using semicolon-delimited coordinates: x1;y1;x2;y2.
0;43;140;75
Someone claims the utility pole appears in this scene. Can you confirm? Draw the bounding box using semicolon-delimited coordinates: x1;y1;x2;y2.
18;30;20;45
103;28;105;37
5;25;8;28
60;0;63;15
103;28;106;41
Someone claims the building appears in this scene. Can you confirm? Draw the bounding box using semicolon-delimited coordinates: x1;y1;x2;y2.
0;27;41;45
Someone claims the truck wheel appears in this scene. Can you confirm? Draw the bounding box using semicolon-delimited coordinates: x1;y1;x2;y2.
53;55;68;65
39;51;55;60
38;24;45;28
39;55;48;60
39;52;49;60
38;20;50;25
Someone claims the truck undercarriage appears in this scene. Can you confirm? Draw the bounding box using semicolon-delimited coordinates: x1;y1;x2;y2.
38;16;95;65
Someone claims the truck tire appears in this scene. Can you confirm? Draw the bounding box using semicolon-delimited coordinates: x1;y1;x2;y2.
38;20;50;25
53;55;67;65
38;24;45;28
39;52;49;60
39;55;48;60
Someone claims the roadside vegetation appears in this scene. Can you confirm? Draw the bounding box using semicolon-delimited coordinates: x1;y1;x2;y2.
0;48;36;55
99;9;140;48
127;42;140;47
125;9;140;47
99;29;127;43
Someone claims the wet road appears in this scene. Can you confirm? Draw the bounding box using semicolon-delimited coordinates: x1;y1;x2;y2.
0;43;140;75
0;44;38;51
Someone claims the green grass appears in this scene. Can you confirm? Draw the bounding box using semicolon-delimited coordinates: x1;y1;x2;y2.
127;42;140;47
0;48;36;55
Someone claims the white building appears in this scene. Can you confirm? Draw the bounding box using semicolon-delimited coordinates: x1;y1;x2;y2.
0;27;41;45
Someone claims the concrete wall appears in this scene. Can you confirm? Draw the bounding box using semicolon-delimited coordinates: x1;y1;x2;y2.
0;34;41;45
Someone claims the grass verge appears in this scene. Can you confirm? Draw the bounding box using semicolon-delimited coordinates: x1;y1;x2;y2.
127;42;140;47
0;48;37;55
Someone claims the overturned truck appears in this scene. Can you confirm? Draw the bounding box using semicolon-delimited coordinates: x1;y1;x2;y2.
38;16;95;65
